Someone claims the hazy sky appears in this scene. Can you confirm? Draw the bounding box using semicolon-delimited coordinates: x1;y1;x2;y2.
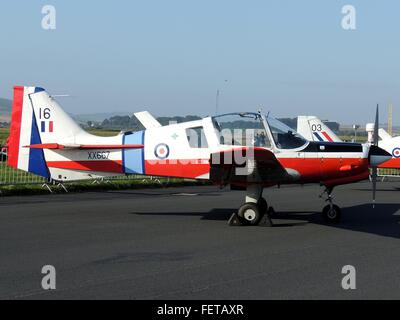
0;0;399;124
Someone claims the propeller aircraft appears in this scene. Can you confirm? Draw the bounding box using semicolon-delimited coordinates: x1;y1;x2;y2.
7;86;392;226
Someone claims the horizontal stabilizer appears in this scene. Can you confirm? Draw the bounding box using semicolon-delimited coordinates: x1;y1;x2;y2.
24;143;144;150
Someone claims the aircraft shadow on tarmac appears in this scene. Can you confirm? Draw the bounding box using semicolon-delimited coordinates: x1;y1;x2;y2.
353;187;400;192
272;203;400;238
132;203;400;239
108;190;222;197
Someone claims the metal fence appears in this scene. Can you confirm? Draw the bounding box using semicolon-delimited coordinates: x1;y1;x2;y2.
377;168;400;179
1;148;46;185
0;145;165;190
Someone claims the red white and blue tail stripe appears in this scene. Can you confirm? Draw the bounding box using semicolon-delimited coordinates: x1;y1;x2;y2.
8;86;50;178
313;131;334;142
7;86;148;181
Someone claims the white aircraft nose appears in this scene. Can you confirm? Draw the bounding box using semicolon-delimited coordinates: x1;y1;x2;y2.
368;145;392;166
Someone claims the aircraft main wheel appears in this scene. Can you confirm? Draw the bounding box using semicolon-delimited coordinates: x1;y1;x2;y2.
238;203;262;226
258;197;268;214
322;204;341;223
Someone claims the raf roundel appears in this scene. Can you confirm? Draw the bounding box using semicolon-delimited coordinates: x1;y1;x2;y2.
392;147;400;158
154;143;170;160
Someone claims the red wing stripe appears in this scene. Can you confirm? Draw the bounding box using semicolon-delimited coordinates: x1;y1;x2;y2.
25;143;65;149
24;144;144;150
79;144;144;149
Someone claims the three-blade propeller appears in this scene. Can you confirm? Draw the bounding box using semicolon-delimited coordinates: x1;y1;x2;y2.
371;104;379;208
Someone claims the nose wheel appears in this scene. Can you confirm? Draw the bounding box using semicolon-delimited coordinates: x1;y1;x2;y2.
320;187;341;223
322;204;341;222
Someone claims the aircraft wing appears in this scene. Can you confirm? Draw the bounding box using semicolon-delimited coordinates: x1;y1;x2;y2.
24;143;144;150
134;111;162;129
209;147;290;185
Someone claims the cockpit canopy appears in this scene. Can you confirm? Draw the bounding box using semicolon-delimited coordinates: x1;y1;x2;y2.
212;112;308;150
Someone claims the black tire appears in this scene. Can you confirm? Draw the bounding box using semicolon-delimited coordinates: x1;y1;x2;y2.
258;197;268;215
322;204;341;223
238;203;262;225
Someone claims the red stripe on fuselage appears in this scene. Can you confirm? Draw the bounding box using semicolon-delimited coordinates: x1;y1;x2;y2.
47;160;124;173
277;157;369;184
7;86;24;168
144;156;369;185
46;156;370;186
145;159;210;179
25;144;144;150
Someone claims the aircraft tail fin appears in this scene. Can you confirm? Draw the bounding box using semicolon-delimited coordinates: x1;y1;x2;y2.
7;86;84;178
297;116;342;142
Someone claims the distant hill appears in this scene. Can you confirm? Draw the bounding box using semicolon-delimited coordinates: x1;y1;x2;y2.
97;114;341;133
0;98;12;122
99;115;202;131
72;112;131;123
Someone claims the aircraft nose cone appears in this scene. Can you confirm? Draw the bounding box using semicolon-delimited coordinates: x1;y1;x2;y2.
368;145;392;166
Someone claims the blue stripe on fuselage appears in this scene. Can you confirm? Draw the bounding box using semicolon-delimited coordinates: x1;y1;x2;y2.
123;131;145;174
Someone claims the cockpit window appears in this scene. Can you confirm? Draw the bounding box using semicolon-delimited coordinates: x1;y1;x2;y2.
266;115;307;149
212;113;271;147
212;112;307;150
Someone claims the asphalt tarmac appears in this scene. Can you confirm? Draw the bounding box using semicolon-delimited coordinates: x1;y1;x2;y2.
1;181;400;299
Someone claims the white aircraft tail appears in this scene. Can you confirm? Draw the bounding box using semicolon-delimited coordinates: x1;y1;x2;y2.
297;116;342;142
7;86;85;178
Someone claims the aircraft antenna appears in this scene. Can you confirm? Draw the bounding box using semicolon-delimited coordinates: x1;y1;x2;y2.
388;103;393;136
215;80;228;115
215;89;220;115
51;94;72;98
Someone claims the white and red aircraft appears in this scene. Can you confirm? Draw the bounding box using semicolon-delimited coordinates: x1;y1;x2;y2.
365;124;400;170
7;86;391;226
298;115;400;171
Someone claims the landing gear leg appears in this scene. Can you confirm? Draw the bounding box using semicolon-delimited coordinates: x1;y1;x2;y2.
229;185;273;226
320;186;341;223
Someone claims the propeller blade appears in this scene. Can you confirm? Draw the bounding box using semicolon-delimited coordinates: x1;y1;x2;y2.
373;104;379;146
372;104;379;208
372;166;377;208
